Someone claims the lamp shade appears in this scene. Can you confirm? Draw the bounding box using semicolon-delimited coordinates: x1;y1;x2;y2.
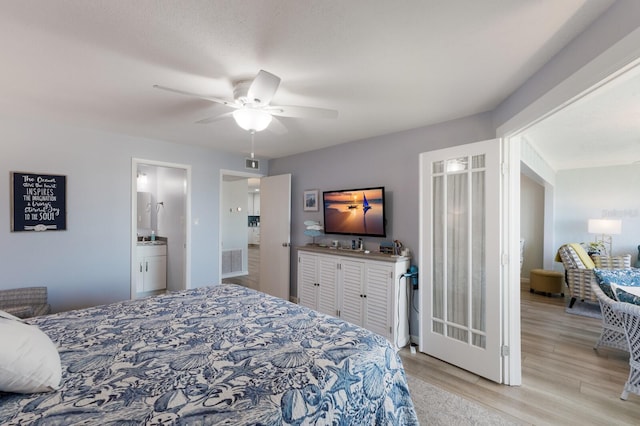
588;219;622;235
232;108;272;132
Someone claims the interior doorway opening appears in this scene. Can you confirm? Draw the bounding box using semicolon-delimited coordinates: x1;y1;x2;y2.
220;170;262;291
131;158;191;299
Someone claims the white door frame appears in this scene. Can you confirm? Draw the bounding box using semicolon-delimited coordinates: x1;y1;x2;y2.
498;27;640;385
501;137;521;385
131;158;192;299
219;169;265;282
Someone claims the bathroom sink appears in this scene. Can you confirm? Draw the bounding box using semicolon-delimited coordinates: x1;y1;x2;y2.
137;241;165;246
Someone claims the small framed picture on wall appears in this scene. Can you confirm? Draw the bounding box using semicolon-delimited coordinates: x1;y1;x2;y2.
303;189;319;211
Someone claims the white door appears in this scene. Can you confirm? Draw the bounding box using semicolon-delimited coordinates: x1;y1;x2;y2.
364;262;393;340
145;255;167;291
338;259;365;327
419;139;502;382
317;256;338;317
258;174;291;300
298;251;318;310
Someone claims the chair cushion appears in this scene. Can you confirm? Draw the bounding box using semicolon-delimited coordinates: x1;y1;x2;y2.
594;268;640;287
594;268;640;300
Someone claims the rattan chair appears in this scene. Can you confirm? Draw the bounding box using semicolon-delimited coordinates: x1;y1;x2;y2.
613;301;640;400
0;286;51;318
556;244;631;308
591;281;628;352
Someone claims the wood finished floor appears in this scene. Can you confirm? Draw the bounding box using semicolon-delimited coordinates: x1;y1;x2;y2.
399;282;640;425
226;248;639;423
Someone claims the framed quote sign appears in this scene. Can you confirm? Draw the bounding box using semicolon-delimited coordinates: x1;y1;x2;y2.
11;172;67;232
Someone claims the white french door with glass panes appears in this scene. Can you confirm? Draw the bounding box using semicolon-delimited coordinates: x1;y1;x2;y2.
419;139;502;383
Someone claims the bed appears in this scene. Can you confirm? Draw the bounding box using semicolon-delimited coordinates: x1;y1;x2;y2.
0;284;418;425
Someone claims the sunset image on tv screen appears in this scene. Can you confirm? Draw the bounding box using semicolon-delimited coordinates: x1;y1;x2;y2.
323;187;385;236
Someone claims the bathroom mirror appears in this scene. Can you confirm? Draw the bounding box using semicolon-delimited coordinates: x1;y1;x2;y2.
137;191;151;230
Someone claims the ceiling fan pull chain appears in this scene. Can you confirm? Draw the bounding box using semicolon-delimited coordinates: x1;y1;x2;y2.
250;130;255;159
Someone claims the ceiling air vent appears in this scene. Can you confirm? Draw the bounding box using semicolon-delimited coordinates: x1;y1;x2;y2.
245;158;259;170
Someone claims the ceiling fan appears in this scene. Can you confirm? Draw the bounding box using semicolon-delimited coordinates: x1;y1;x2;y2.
153;70;338;133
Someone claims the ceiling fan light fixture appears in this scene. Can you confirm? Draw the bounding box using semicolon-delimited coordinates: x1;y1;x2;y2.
232;108;272;132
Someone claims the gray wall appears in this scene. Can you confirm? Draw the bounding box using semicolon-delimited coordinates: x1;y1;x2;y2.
520;173;544;279
0;116;266;312
554;164;640;263
270;111;495;338
494;0;640;128
270;0;640;297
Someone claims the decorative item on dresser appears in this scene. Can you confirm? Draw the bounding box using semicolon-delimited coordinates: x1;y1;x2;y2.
303;220;323;245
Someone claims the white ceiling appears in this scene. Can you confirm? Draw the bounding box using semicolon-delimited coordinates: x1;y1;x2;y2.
521;62;640;170
0;0;618;161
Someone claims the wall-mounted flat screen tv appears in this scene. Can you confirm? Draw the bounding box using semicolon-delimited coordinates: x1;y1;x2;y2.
322;186;386;237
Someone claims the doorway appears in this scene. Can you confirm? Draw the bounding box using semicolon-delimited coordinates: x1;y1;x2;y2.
519;170;546;280
219;171;292;300
131;158;191;299
497;33;640;385
220;170;263;291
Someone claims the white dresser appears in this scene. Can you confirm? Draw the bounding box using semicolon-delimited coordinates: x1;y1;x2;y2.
297;246;410;350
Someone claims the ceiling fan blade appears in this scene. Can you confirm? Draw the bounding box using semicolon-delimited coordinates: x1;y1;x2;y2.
247;70;281;105
268;116;288;135
267;104;338;119
195;111;234;124
153;84;239;108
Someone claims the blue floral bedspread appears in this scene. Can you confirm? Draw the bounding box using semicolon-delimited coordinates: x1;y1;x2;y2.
0;284;418;425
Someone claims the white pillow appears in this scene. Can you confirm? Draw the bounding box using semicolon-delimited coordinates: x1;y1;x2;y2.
610;282;621;301
620;285;640;298
610;282;640;300
0;310;62;393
